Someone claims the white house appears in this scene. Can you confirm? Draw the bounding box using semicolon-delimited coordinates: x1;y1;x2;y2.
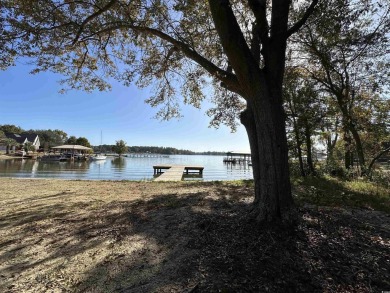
0;133;41;153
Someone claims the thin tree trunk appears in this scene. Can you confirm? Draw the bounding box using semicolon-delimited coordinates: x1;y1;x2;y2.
348;123;366;173
326;120;338;160
304;119;316;175
342;114;354;170
327;135;333;159
344;131;353;169
338;99;366;172
292;116;306;176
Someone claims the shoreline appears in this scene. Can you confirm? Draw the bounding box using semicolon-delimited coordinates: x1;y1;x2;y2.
0;154;24;160
0;176;160;182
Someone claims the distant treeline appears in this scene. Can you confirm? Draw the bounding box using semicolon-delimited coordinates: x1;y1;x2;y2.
0;124;226;154
95;145;225;155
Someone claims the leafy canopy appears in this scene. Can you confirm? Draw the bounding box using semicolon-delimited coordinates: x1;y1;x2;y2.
112;139;127;155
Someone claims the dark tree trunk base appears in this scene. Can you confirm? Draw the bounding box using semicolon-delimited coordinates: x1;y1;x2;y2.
249;204;298;226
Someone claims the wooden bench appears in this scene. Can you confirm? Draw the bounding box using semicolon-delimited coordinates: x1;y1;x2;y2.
184;166;204;174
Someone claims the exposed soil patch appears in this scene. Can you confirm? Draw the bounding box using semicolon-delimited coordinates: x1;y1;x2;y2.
0;178;388;292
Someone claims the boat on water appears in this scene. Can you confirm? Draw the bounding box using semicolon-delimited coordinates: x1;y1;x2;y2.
39;154;67;162
91;131;107;161
90;153;107;161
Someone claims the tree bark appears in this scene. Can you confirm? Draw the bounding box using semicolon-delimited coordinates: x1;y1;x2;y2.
296;130;306;177
337;98;366;172
348;122;366;173
343;129;353;169
241;90;295;223
240;102;261;208
291;115;306;176
304;119;316;175
326;121;338;159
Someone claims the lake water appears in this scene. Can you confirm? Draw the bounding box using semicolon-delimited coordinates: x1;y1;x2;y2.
0;155;253;181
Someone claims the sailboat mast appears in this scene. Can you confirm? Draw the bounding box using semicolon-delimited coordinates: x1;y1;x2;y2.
100;130;103;152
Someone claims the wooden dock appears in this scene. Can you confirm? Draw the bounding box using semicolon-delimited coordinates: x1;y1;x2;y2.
153;165;204;181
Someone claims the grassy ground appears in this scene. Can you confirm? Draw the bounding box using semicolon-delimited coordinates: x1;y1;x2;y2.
0;177;388;292
292;175;390;213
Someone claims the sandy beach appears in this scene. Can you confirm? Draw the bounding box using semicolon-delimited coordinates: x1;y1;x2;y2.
0;177;389;292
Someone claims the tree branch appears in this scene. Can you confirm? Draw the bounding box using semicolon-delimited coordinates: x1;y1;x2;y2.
247;0;269;45
250;21;261;65
287;0;319;38
367;146;390;177
72;0;118;45
81;21;243;96
208;0;261;97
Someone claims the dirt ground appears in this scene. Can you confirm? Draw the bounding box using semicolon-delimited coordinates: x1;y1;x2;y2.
0;178;389;292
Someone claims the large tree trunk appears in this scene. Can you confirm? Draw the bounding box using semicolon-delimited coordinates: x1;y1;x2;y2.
241;96;295;223
209;0;295;224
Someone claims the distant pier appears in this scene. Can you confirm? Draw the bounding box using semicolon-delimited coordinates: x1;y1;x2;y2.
105;153;169;158
223;152;252;165
129;153;170;158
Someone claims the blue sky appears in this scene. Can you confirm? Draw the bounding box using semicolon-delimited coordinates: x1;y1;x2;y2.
0;61;250;152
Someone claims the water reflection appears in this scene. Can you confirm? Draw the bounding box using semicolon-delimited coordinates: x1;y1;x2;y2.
224;162;252;170
0;158;35;174
89;160;106;179
31;161;39;176
111;157;126;170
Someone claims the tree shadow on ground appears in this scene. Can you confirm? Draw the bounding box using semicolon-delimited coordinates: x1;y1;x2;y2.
0;182;389;292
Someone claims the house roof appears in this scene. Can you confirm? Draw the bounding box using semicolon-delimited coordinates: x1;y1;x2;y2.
4;133;39;144
51;145;92;150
